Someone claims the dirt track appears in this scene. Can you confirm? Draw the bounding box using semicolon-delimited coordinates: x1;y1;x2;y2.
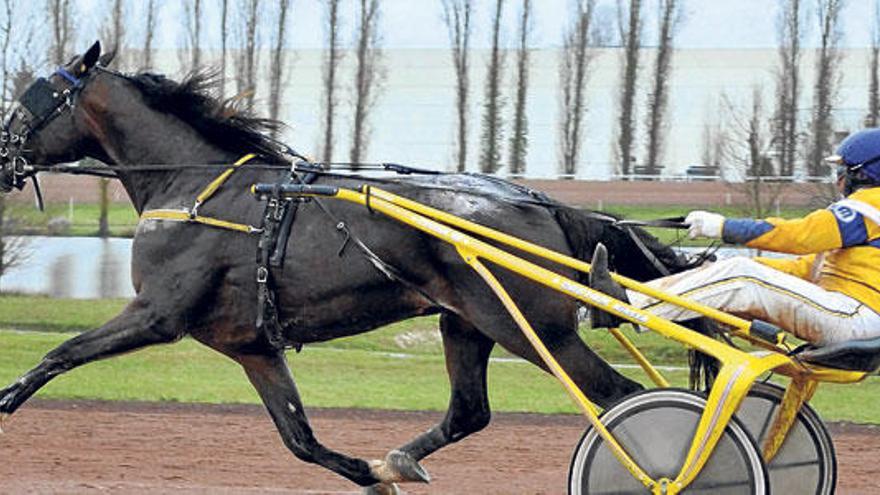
1;399;879;494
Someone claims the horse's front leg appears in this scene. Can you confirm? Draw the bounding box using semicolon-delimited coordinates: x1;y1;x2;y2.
236;352;430;492
0;297;182;425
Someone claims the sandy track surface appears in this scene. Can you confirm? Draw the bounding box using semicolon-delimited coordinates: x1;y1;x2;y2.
1;400;878;494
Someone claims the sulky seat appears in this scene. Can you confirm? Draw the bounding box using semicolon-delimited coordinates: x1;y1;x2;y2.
800;336;880;372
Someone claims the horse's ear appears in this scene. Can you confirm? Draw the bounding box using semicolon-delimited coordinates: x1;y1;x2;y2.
98;46;117;68
80;41;101;73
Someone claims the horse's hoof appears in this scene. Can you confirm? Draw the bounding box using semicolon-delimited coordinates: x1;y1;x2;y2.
362;482;400;495
0;413;8;433
369;450;430;484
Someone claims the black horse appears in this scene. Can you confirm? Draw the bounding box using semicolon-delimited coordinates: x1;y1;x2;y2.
0;43;688;493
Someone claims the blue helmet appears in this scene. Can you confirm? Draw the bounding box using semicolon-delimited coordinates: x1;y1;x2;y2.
828;128;880;193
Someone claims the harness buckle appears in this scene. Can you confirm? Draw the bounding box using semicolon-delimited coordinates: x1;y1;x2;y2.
257;266;269;284
12;156;28;176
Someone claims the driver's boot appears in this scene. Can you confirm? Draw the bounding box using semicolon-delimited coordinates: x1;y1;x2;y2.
588;243;630;329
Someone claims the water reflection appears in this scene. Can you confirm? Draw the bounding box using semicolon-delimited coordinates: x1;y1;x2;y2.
1;236;134;299
48;254;74;298
98;239;122;298
0;237;786;300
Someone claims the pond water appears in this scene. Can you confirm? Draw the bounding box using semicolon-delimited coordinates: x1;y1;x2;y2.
1;236;134;299
0;237;781;299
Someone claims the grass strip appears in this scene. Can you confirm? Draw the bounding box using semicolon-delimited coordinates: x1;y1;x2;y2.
1;329;879;422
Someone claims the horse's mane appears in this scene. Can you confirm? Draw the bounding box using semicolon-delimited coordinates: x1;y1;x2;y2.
125;70;287;163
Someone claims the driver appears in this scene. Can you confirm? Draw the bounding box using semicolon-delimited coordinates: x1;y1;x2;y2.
590;128;880;345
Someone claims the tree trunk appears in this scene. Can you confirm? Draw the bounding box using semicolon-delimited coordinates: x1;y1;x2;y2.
98;178;110;237
479;0;506;174
321;0;342;163
616;0;643;176
558;0;597;177
508;0;532;176
774;0;802;177
644;0;680;176
349;0;383;166
220;0;228;97
441;0;473;173
268;0;292;136
807;0;843;177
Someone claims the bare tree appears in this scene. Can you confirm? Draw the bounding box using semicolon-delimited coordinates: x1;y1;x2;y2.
807;0;845;178
220;0;229;96
182;0;204;71
141;0;161;69
773;0;804;177
349;0;384;166
0;0;12;111
441;0;473;172
0;0;15;283
321;0;343;162
234;0;262;111
508;0;532;176
643;0;682;175
48;0;75;66
268;0;293;135
95;0;129;238
615;0;644;175
479;0;506;173
720;88;787;218
102;0;127;62
0;45;34;284
558;0;598;176
868;0;880;127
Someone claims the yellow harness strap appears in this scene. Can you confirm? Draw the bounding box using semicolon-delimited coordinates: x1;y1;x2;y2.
140;154;261;234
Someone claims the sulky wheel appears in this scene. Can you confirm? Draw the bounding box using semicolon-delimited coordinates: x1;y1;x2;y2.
736;382;836;495
568;389;768;495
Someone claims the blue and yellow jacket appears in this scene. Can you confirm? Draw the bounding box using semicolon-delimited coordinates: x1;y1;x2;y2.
722;187;880;314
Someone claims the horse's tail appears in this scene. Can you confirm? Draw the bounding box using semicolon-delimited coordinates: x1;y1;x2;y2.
554;205;726;392
551;205;693;284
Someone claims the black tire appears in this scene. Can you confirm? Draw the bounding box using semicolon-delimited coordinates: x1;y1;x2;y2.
736;382;836;495
568;389;768;494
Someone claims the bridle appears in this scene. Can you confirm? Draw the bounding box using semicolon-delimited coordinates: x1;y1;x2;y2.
1;66;89;193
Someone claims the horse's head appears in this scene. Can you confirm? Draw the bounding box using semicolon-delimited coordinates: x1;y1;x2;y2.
0;42;113;192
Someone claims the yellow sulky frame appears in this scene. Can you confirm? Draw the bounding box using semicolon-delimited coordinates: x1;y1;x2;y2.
258;184;867;495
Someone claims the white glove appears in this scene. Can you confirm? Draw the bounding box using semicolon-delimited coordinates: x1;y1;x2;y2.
685;211;725;239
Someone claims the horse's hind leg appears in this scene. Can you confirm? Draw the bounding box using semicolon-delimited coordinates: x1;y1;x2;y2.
397;312;494;461
0;297;181;422
457;290;642;409
236;352;430;491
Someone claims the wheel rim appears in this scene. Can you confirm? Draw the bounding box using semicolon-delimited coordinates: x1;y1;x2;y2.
569;389;767;495
736;382;836;495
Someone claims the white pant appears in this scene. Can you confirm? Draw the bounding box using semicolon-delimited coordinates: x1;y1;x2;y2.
628;257;880;344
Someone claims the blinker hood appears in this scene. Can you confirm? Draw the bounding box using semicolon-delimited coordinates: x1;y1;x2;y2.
18;77;63;131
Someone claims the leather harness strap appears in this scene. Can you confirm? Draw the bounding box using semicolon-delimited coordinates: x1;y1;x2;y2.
140;153;261;234
139;153;304;351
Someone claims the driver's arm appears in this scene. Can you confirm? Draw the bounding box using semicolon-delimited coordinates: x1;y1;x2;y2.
723;204;867;255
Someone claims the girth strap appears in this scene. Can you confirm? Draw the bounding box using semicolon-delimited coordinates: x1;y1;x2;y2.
140;154;261;234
